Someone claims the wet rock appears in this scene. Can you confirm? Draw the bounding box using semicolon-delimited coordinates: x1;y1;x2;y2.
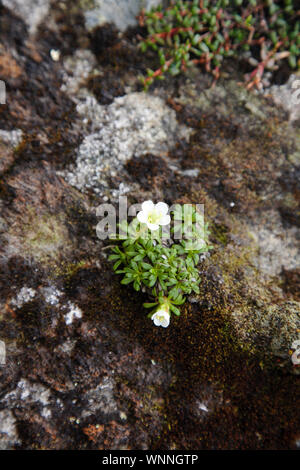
83;0;161;32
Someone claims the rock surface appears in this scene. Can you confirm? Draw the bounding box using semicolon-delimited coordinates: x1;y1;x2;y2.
63;92;191;196
0;0;299;451
84;0;162;32
2;0;50;35
269;72;300;123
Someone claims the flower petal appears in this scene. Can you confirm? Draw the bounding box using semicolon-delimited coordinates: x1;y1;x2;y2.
137;211;147;224
141;200;154;214
159;214;171;226
161;313;170;327
155;309;165;316
291;339;300;350
147;222;159;231
155;202;169;216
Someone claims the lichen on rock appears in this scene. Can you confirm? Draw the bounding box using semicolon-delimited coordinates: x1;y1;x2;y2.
63;92;191;197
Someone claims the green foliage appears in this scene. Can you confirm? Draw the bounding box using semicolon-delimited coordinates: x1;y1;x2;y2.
139;0;300;89
108;204;212;319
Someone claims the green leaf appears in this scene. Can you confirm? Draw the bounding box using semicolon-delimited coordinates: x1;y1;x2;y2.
143;302;159;308
288;54;297;68
108;254;120;261
170;305;181;316
113;260;122;271
141;262;153;270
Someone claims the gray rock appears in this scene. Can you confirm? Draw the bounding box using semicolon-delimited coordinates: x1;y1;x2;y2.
250;210;300;277
268;73;300;123
0;217;8;233
232;301;300;372
268;302;300;360
61;49;97;97
63;92;191;196
2;0;50;35
0;410;20;450
3;379;53;419
4;378;52;408
0;129;23;148
81;377;119;418
84;0;162;32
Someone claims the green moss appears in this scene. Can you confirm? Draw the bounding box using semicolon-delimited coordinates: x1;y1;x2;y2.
55;259;90;281
11;208;73;266
211;223;230;246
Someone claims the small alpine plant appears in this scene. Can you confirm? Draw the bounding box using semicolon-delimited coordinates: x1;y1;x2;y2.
139;0;300;90
108;201;212;327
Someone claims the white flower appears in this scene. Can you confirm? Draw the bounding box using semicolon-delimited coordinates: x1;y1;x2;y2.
137;201;170;231
291;339;300;366
151;306;170;328
291;349;300;366
291;339;300;350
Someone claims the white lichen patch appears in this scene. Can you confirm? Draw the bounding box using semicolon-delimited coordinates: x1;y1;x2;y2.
268;73;300;123
0;410;20;450
197;402;209;413
61;49;97;97
39;286;63;306
10;286;37;309
64;302;83;325
63;92;191;196
81;377;118;418
55;339;77;355
3;379;52;421
193;384;224;421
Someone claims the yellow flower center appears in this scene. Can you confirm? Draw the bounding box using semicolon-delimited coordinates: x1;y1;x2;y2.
157;315;166;323
147;211;160;224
